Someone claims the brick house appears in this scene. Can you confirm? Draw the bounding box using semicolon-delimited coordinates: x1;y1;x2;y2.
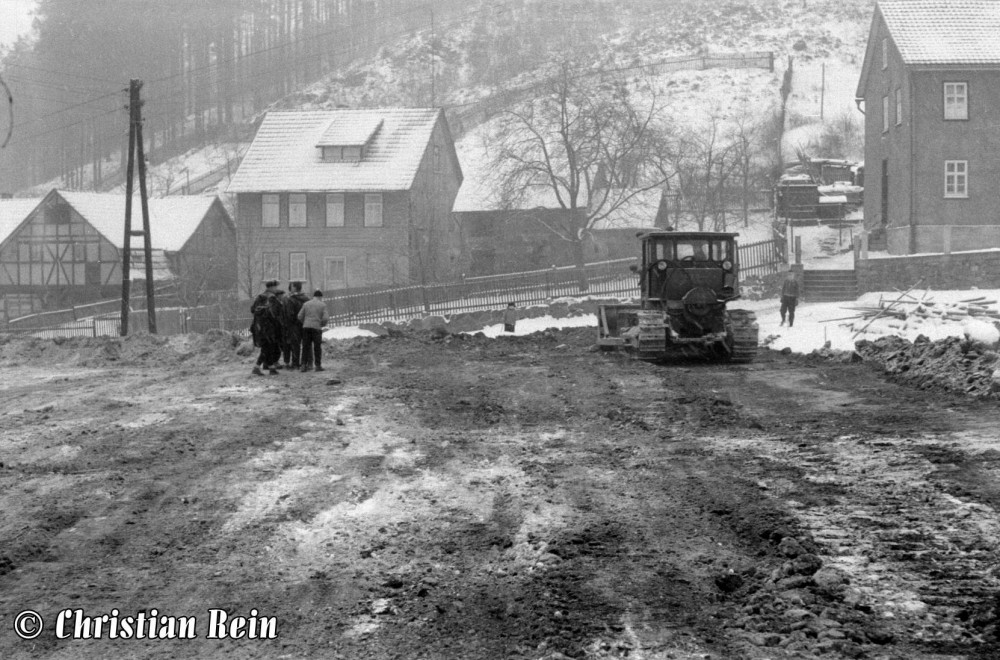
857;0;1000;254
226;108;463;293
0;190;235;314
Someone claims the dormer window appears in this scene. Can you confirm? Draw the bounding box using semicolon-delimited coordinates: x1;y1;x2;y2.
317;116;382;162
321;145;364;162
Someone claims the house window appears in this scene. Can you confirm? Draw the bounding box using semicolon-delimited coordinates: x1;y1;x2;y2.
322;146;363;162
364;194;383;227
289;252;307;281
262;252;280;280
895;88;902;125
944;82;968;120
324;256;346;291
289;194;307;227
262;194;279;227
944;161;968;198
881;38;888;69
433;145;442;173
326;193;345;227
882;96;889;133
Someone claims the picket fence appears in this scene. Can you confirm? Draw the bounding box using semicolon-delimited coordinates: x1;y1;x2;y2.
4;239;783;338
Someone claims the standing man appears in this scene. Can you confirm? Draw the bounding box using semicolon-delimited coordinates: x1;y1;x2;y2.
250;280;284;375
298;289;329;372
779;268;800;328
281;281;310;370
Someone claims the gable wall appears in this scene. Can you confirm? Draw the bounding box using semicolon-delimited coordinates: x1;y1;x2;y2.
408;116;466;282
0;198;121;308
861;13;914;251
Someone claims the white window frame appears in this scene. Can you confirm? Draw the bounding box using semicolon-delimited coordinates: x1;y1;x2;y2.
289;193;307;227
895;88;902;125
324;256;347;291
262;194;279;227
325;193;345;227
364;193;383;227
289;252;307;281
944;82;968;120
262;252;280;280
882;96;889;133
882;38;888;69
944;160;968;198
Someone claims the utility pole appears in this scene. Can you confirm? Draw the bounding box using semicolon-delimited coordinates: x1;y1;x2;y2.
429;7;435;107
820;62;825;122
120;79;157;336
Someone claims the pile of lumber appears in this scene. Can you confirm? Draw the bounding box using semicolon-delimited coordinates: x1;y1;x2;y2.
823;290;1000;337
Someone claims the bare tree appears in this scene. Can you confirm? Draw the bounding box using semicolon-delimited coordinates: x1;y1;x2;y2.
671;115;736;231
489;63;672;289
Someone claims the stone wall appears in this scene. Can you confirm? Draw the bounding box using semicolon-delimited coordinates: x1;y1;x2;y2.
857;249;1000;293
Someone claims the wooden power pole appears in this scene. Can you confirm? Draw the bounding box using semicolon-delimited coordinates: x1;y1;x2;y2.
120;79;157;336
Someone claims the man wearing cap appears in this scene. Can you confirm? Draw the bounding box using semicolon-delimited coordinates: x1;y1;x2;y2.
298;289;329;372
280;281;310;370
250;279;284;375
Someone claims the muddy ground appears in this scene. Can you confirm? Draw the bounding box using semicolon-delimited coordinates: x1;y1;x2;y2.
1;329;1000;659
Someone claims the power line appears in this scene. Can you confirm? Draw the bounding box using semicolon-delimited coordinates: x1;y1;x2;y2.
4;62;124;86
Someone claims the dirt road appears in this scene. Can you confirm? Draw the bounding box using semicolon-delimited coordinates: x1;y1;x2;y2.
1;330;999;659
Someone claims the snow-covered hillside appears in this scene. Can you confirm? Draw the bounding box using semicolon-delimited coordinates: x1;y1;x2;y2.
127;0;875;201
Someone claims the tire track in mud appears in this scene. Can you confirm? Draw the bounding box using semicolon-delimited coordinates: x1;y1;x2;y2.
712;363;1000;658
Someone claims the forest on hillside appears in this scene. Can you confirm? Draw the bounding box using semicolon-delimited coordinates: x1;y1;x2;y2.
0;0;725;195
0;0;474;192
0;0;870;196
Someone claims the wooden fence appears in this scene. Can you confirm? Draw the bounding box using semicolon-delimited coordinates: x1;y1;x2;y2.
2;240;784;338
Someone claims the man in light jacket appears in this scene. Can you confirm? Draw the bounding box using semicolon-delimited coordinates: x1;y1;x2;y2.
297;289;329;372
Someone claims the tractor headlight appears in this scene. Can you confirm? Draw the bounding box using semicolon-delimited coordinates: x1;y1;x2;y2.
722;260;733;271
656;260;668;271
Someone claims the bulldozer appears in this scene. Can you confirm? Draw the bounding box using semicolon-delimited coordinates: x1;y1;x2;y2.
597;230;758;362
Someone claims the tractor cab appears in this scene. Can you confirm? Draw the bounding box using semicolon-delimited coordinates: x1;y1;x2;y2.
636;231;740;308
599;229;758;362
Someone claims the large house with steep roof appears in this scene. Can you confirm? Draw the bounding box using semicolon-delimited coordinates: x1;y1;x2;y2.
0;190;235;315
227;108;464;293
857;0;1000;254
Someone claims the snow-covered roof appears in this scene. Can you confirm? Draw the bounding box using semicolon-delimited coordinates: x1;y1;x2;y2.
228;109;443;193
317;116;382;147
880;0;1000;65
57;191;221;251
0;198;42;245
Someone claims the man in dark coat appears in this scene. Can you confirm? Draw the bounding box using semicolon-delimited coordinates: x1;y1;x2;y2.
779;268;800;328
251;280;284;375
280;281;310;370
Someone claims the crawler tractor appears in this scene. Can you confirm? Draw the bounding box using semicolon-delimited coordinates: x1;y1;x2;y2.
597;231;758;362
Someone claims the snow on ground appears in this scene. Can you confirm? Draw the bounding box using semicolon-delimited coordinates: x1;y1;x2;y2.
325;288;1000;356
738;289;1000;354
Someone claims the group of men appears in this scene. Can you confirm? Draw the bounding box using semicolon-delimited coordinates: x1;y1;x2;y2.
250;280;329;376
